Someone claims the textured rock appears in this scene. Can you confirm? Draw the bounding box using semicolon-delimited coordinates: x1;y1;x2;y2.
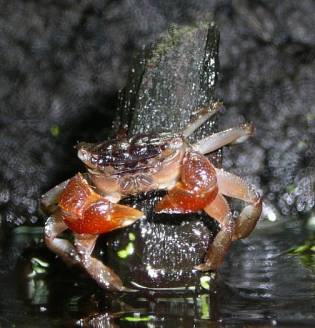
102;20;220;289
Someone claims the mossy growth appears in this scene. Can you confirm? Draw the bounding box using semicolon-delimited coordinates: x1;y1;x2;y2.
148;18;214;66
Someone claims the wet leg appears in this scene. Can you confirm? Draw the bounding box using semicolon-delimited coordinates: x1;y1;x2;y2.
216;168;262;240
182;102;223;138
195;194;234;271
44;212;80;265
41;180;69;214
192;123;254;154
74;234;133;292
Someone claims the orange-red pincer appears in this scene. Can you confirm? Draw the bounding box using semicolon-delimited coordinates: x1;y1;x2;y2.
59;173;143;234
155;151;218;214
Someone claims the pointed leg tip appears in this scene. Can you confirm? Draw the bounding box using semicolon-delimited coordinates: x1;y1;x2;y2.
112;204;144;222
200;101;223;116
194;263;215;272
104;276;137;292
212;101;224;111
255;195;263;207
253;195;263;216
107;281;137;292
194;263;209;271
195;248;226;272
241;122;255;136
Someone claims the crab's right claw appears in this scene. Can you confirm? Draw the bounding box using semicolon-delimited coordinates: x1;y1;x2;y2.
48;173;144;291
59;173;144;234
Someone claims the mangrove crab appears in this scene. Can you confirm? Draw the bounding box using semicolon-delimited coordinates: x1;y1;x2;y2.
41;103;262;291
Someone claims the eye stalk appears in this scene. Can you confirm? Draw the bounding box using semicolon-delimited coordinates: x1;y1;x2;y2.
160;135;185;163
76;142;96;169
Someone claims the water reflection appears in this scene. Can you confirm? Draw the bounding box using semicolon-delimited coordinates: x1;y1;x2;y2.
77;292;214;327
215;217;315;325
1;216;314;327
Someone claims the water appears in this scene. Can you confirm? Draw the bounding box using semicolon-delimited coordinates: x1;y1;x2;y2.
1;215;315;327
4;187;311;327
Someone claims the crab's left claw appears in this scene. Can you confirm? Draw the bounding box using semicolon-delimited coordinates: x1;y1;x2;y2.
154;182;218;214
155;151;218;214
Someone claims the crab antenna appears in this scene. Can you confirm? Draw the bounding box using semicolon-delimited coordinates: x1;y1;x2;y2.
192;122;254;155
182;102;223;138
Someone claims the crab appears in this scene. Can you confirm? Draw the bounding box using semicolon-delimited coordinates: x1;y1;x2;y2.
41;103;262;291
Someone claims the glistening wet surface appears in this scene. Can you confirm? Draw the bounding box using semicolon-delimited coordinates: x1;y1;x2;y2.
1;214;315;327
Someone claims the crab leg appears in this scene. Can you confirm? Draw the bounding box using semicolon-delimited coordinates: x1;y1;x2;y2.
74;234;132;291
215;168;262;240
41;179;69;214
195;194;234;271
45;216;132;291
182;102;223;138
192;122;254;155
44;212;81;265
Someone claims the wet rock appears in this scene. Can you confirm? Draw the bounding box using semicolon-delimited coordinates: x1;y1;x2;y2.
103;20;220;289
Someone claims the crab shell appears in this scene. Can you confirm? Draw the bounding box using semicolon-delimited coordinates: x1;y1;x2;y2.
77;132;190;197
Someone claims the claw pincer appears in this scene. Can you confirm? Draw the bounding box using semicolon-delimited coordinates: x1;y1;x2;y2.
155;151;218;213
59;173;143;234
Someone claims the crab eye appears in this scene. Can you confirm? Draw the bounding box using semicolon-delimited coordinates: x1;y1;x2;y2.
163;148;173;156
160;144;168;150
78;148;90;163
162;148;179;164
91;156;98;164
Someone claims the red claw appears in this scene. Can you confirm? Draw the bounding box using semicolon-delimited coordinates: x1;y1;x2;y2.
59;173;143;234
58;172;99;216
155;151;218;214
155;183;218;214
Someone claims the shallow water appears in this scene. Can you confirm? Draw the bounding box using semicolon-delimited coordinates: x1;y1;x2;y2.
215;218;315;326
0;213;314;327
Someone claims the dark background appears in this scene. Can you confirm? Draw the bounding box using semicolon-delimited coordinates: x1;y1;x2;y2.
0;0;314;228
